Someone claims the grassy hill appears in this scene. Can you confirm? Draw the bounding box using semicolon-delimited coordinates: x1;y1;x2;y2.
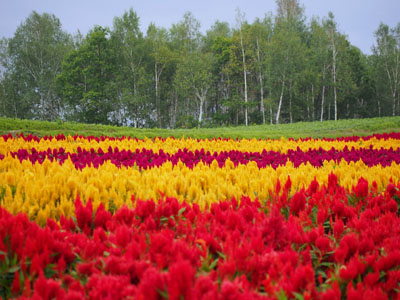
1;116;400;139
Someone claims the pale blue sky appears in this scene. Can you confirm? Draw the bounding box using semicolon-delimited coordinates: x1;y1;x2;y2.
1;0;399;54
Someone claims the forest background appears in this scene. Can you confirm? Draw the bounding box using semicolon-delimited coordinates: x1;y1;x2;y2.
0;0;399;129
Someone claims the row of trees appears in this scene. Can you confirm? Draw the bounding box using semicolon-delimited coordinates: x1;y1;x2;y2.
0;0;399;128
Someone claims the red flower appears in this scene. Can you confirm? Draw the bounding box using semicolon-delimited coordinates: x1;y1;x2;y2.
386;183;397;198
290;191;306;216
340;257;365;281
385;199;398;213
364;272;380;288
115;224;132;248
333;218;344;240
347;282;363;300
167;259;195;300
354;177;369;199
11;271;20;294
317;208;329;226
33;271;64;300
220;280;241;300
316;235;332;253
291;264;315;294
94;202;111;228
77;262;96;276
328;173;338;190
75;196;93;234
194;275;218;300
307;178;320;194
320;281;341;300
137;267;166;300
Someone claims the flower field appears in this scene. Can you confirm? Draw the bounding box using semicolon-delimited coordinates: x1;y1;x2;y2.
1;132;400;299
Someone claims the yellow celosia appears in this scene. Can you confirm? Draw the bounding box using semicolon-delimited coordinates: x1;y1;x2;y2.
1;135;399;157
1;154;399;223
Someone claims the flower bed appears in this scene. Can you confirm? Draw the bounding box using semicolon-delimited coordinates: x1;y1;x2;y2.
1;133;400;299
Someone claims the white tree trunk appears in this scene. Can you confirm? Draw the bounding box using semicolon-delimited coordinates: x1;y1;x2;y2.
289;80;293;123
331;36;338;121
311;84;315;121
238;17;248;126
320;65;326;122
256;37;265;124
241;40;248;126
195;89;208;128
276;80;285;125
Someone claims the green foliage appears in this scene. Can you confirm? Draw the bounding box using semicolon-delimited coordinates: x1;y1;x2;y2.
57;26;116;124
1;116;400;140
0;8;399;128
5;11;72;121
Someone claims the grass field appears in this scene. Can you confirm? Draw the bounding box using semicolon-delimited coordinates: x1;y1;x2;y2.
1;116;400;139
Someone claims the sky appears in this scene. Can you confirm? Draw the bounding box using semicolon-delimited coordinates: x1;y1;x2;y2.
0;0;399;55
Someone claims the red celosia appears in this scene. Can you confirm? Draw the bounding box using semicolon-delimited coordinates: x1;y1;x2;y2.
167;259;195;300
333;218;344;240
316;235;332;253
11;271;20;295
74;196;93;234
354;177;369;199
137;267;166;300
290;190;307;216
1;175;400;299
94;203;111;228
33;271;64;300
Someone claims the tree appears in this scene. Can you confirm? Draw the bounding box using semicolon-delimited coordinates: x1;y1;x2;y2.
111;8;149;127
170;12;201;54
271;0;305;124
8;11;71;120
248;16;273;124
373;22;400;116
146;24;175;127
57;26;115;124
0;38;12;117
170;12;202;126
235;8;249;126
276;0;304;22
307;18;330;122
325;12;339;121
206;21;232;125
174;51;214;127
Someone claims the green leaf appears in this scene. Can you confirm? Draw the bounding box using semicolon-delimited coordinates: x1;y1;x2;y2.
293;292;305;300
277;289;288;300
8;265;20;273
217;251;226;260
320;261;335;267
157;288;169;299
209;257;219;270
177;207;186;216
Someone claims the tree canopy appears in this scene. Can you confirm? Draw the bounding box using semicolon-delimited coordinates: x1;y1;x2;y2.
1;5;399;128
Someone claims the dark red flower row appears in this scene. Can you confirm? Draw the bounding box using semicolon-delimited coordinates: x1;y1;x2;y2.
2;131;400;143
8;146;400;170
1;175;400;299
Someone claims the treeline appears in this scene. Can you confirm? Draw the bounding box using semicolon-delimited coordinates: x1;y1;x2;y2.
0;0;399;128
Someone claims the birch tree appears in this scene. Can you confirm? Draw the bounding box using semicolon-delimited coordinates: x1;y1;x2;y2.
373;22;400;116
325;12;339;121
174;51;214;127
8;11;71;120
235;8;249;126
147;24;174;127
